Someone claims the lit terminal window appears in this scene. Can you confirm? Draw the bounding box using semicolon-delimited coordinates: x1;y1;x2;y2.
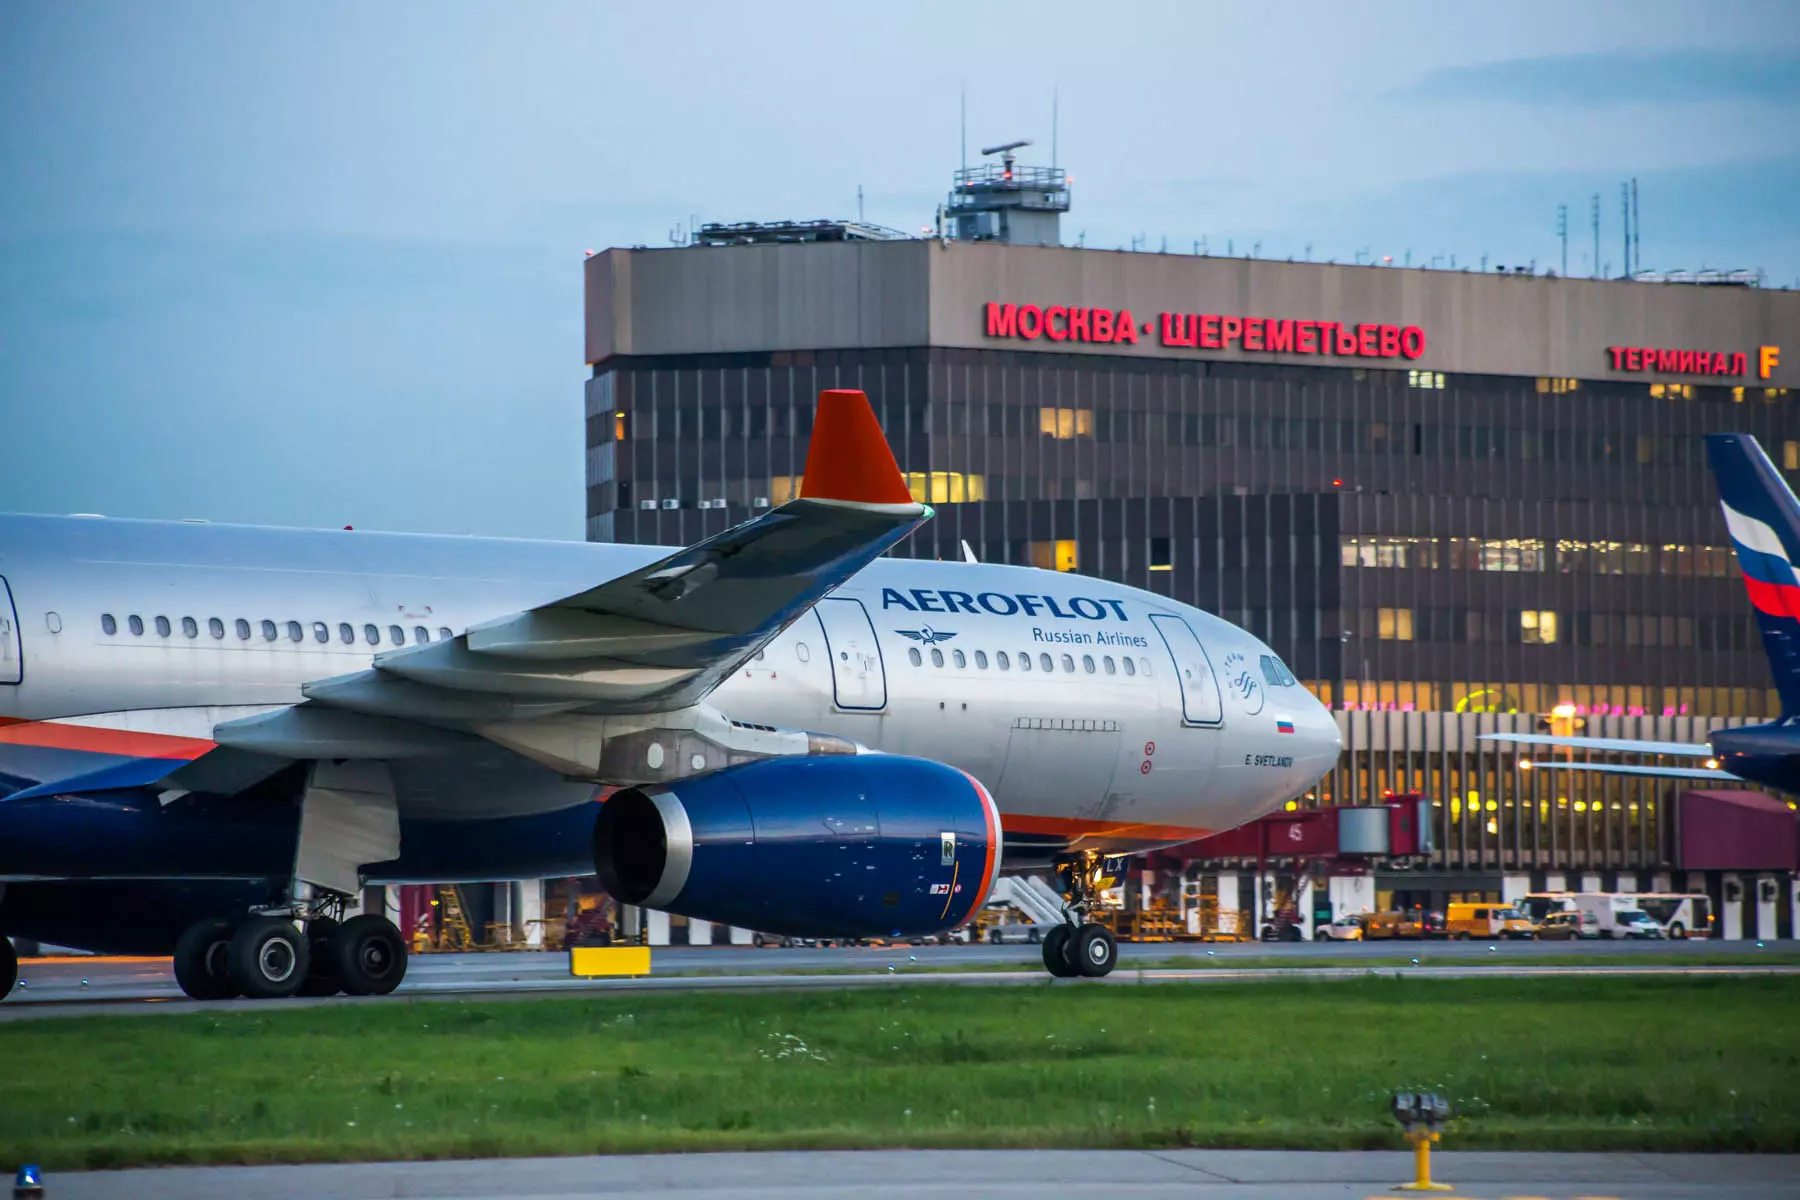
904;472;986;503
1785;441;1800;471
1534;377;1579;395
1340;535;1439;568
1520;610;1558;644
1449;537;1546;572
1037;407;1093;439
770;475;803;505
1649;383;1693;399
1030;539;1079;572
1149;536;1173;572
614;411;627;441
1408;369;1445;390
1376;607;1413;641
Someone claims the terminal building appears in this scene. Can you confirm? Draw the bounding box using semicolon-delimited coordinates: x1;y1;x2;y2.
581;155;1800;939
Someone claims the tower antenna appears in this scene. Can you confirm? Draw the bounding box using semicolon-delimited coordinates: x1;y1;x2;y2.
1590;193;1600;279
960;82;967;173
1051;85;1059;167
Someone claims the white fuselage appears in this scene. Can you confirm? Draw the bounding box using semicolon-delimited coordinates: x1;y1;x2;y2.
0;513;1339;852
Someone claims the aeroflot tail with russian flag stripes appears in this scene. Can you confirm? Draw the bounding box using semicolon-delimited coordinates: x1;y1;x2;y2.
0;390;1339;1001
1485;433;1800;797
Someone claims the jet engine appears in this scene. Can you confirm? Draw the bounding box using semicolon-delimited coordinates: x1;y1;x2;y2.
592;755;1001;939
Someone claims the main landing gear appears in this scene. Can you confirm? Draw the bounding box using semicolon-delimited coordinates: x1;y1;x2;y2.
1040;851;1127;979
171;894;407;1002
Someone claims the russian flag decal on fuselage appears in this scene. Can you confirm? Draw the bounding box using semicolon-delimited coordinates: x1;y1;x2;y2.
1276;718;1296;735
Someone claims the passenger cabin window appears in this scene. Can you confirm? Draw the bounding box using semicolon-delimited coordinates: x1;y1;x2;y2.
364;624;379;645
261;620;277;641
438;627;453;641
1018;651;1031;671
313;622;329;644
1123;657;1136;676
128;615;143;636
413;626;430;644
930;648;944;667
1063;653;1077;673
388;625;404;645
236;619;252;640
996;651;1010;670
952;649;966;668
1040;653;1054;672
154;616;171;637
101;614;117;635
974;650;988;669
339;623;354;645
1138;657;1153;676
181;617;198;638
208;618;224;639
287;621;303;642
1103;655;1116;675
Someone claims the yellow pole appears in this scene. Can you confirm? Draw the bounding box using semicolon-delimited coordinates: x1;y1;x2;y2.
1395;1130;1452;1192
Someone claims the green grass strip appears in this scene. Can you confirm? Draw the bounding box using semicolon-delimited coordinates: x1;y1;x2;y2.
3;976;1797;1168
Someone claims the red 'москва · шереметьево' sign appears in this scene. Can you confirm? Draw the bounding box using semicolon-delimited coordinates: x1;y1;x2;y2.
982;302;1427;361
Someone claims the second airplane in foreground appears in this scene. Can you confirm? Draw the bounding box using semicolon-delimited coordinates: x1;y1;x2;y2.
0;390;1339;1000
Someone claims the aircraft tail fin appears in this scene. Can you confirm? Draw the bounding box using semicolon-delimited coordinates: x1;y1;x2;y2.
1705;432;1800;718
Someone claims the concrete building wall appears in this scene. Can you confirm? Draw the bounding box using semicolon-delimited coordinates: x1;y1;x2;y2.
588;241;1800;386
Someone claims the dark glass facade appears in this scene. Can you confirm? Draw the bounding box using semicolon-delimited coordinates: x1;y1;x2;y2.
586;345;1800;874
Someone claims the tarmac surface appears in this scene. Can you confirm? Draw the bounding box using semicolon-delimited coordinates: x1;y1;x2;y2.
36;1149;1800;1199
3;938;1796;1021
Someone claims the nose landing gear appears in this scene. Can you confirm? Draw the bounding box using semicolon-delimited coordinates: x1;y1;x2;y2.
1040;851;1129;978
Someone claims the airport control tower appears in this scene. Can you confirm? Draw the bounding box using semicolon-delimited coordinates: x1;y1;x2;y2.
946;139;1069;246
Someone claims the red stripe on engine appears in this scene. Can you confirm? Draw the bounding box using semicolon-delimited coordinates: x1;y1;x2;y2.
0;721;216;760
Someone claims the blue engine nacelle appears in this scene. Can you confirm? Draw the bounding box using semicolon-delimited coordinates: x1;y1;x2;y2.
592;754;1001;939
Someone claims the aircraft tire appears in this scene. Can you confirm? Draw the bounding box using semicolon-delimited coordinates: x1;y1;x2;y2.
1041;925;1078;978
1072;924;1118;978
1;936;16;1001
298;917;344;996
227;916;309;1000
330;914;408;996
173;917;240;1001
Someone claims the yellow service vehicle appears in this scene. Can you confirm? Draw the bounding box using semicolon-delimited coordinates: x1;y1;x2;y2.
1445;902;1537;940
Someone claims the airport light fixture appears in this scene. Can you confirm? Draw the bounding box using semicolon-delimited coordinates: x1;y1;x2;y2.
13;1164;45;1199
1391;1092;1453;1192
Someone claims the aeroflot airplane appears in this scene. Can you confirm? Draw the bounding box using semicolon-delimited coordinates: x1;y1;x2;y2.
0;391;1338;1002
1488;433;1800;795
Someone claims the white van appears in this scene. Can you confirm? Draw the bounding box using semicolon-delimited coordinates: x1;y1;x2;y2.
1571;893;1664;939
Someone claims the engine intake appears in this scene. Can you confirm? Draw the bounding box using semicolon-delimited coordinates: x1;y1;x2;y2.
593;754;1001;939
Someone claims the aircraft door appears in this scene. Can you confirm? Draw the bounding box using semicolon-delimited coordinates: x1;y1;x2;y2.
0;577;19;684
1149;613;1222;727
814;596;887;711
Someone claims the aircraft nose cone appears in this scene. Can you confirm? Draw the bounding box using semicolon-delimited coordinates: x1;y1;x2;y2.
1297;691;1343;776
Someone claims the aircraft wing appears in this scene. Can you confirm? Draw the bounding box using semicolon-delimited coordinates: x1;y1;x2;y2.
1479;733;1734;784
1515;761;1738;782
1479;733;1713;756
213;390;927;754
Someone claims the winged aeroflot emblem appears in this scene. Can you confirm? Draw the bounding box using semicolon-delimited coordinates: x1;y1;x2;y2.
896;626;959;645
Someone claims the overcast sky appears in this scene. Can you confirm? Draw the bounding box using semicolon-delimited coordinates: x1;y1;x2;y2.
2;1;1796;539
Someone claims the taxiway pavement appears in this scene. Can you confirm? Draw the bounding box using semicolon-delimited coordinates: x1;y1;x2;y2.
37;1149;1800;1199
3;938;1796;1022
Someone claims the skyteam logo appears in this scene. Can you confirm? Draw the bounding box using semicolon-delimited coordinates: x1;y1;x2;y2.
1222;651;1265;715
896;626;959;645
